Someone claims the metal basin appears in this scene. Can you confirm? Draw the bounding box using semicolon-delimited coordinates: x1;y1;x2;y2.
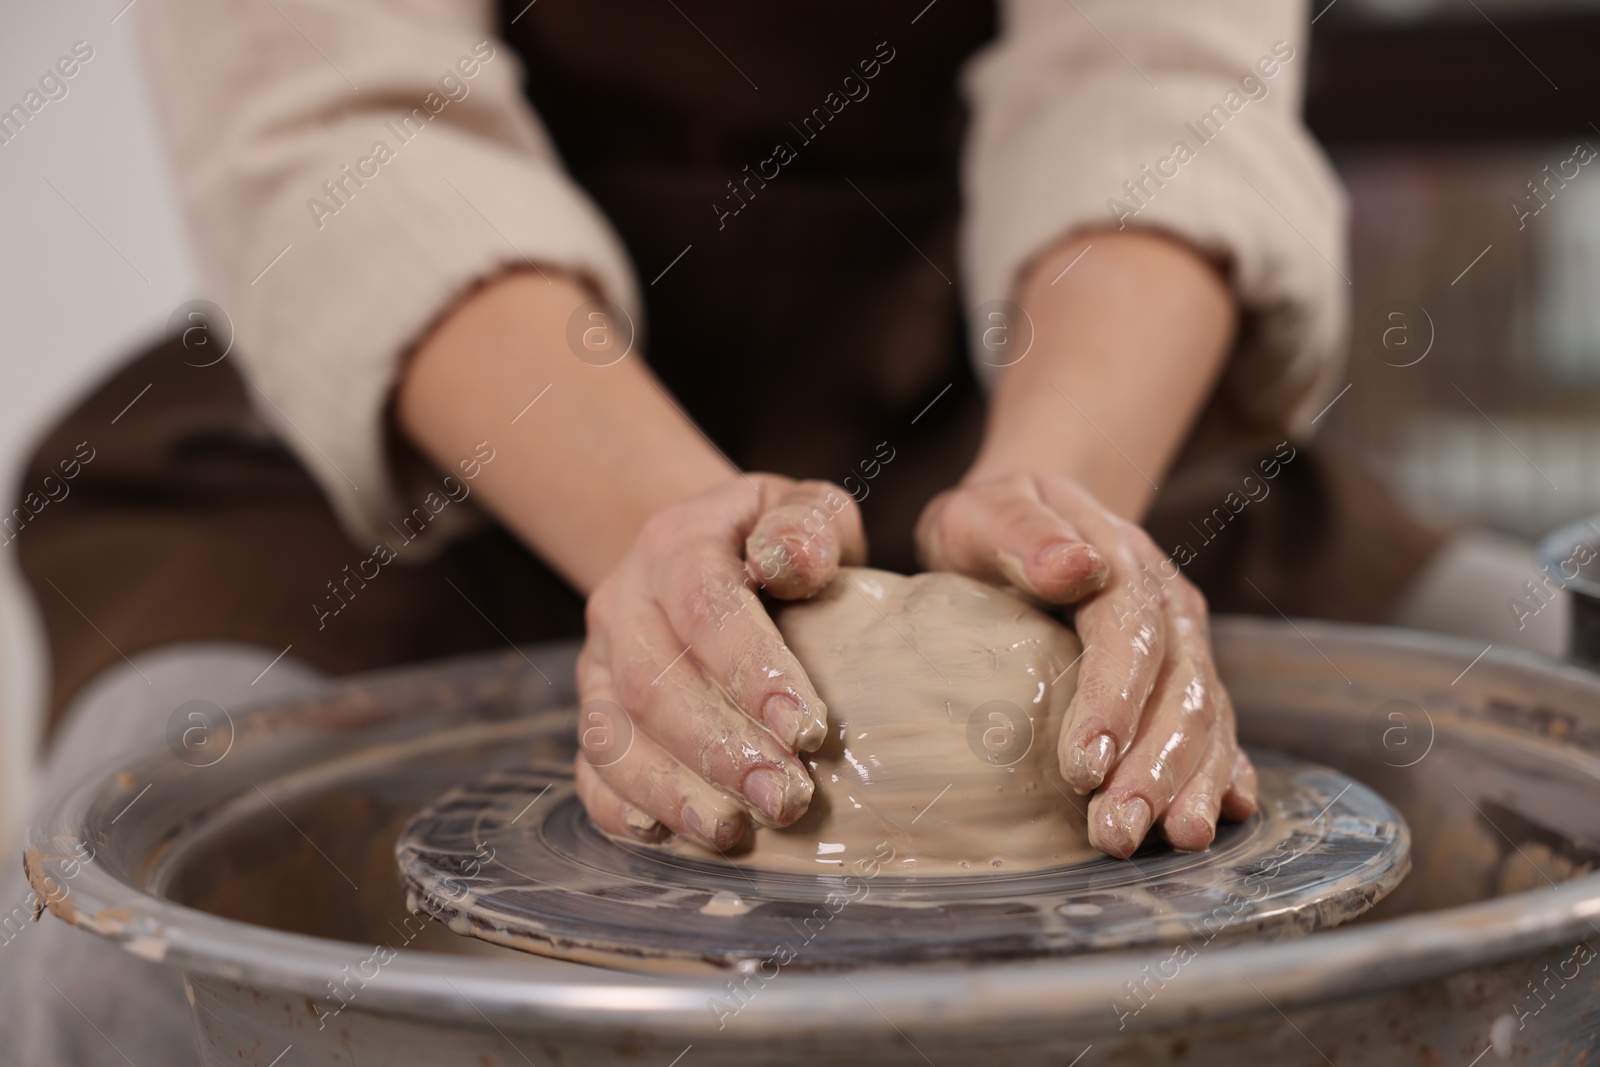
1541;516;1600;666
24;619;1600;1065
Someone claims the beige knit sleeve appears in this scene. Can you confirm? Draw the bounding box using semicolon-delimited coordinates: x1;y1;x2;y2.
961;0;1348;433
133;0;638;547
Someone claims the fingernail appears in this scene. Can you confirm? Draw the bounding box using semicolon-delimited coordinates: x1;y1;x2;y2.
1037;541;1109;596
1035;541;1081;569
1170;802;1216;853
682;805;745;850
795;697;828;753
1070;732;1116;793
755;540;794;579
742;766;790;823
623;805;664;841
763;693;805;747
1097;795;1152;858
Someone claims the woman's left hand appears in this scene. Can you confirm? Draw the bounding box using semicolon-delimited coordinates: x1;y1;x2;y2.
916;470;1257;857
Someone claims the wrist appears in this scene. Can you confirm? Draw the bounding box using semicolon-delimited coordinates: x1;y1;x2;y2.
400;269;735;593
966;229;1236;519
963;444;1093;491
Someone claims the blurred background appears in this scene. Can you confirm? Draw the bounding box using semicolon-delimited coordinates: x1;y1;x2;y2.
1308;0;1600;540
4;0;1600;831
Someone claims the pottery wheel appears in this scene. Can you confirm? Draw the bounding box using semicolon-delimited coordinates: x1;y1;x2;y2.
395;749;1409;972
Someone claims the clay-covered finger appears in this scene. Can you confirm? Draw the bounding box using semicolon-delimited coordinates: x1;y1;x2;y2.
1161;727;1236;852
583;732;749;851
1058;587;1165;793
1035;488;1177;792
1169;670;1254;840
647;543;830;752
1085;609;1220;855
1221;748;1259;822
576;644;750;848
1084;674;1210;856
575;757;668;843
605;598;814;827
745;480;867;600
917;478;1108;602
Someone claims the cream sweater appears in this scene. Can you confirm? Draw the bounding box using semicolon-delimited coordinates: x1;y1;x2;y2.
133;0;1346;548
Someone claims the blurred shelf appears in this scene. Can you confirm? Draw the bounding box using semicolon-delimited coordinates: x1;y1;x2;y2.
1307;3;1600;145
1392;409;1600;538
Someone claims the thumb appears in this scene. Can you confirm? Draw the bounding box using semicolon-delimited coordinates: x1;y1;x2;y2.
917;479;1108;604
745;480;867;600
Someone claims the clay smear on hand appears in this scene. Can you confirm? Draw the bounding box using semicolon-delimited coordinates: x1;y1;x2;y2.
658;567;1094;874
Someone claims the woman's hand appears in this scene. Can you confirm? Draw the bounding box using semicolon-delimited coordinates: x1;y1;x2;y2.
916;471;1257;857
575;473;867;851
395;275;865;852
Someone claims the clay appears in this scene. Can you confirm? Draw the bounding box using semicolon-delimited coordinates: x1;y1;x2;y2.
395;722;1409;972
673;568;1093;874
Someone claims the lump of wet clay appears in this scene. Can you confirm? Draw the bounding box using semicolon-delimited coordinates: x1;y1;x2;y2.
736;566;1090;874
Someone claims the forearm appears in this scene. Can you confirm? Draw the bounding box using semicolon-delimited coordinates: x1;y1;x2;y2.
396;272;735;593
967;230;1237;520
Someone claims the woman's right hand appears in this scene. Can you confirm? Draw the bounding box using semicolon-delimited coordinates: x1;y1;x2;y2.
574;473;867;851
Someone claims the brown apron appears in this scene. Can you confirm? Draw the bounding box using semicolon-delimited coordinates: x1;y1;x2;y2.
16;0;1445;735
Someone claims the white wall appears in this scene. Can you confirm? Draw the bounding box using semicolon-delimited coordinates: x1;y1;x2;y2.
0;1;197;836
